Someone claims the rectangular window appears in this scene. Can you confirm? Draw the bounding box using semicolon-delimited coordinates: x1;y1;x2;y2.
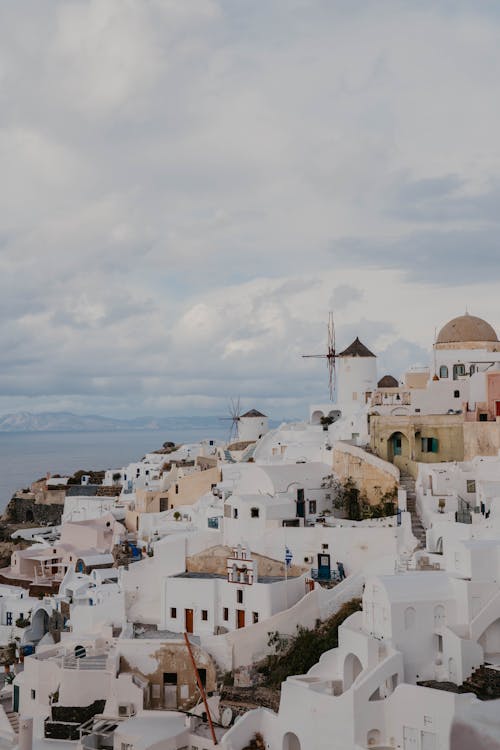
6;612;12;626
175;484;179;494
479;413;488;422
237;590;243;604
252;612;259;624
308;500;317;514
31;689;36;700
233;508;238;519
223;607;229;621
163;672;177;685
322;543;329;551
421;437;439;453
170;607;177;619
201;610;208;621
250;507;259;518
466;480;476;493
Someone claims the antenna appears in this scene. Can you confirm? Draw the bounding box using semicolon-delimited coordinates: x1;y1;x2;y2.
433;326;438;377
302;312;337;400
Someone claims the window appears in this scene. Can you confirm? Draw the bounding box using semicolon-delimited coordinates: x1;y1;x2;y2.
31;689;36;700
454;390;460;398
237;590;243;604
250;507;259;518
479;413;488;422
439;365;448;378
201;610;208;621
6;612;12;626
233;508;238;519
470;365;476;375
322;543;329;550
421;437;439;453
223;607;229;621
252;612;259;624
163;672;177;685
308;500;317;514
453;364;466;380
466;480;476;493
198;669;207;688
175;484;179;494
170;607;177;618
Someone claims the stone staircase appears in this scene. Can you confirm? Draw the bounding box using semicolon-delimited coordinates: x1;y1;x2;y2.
5;709;19;736
463;664;500;700
399;471;426;548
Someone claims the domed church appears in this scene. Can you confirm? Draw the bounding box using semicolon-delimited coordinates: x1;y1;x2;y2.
435;312;499;352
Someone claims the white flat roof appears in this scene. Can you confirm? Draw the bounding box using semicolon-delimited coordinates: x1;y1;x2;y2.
117;712;187;749
373;572;456;602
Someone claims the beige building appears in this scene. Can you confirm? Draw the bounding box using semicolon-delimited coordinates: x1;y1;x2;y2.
370;413;464;476
127;464;221;532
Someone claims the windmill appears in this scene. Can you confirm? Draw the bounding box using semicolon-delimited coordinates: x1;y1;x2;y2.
302;312;337;400
219;397;242;443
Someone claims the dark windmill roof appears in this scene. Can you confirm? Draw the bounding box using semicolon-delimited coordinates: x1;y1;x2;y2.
338;337;376;358
377;374;399;388
241;409;267;418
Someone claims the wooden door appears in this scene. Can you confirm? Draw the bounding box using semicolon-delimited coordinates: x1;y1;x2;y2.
236;609;245;629
496;401;500;417
185;608;194;633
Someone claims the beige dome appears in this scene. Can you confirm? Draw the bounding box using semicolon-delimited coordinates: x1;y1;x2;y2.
436;313;498;345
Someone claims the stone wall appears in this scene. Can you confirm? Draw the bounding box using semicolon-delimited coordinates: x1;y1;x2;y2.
3;496;64;525
332;441;399;503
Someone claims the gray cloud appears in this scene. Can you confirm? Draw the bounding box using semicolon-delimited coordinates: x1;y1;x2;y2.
2;1;500;417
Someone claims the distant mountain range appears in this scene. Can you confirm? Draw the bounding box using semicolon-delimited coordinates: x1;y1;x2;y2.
0;411;228;433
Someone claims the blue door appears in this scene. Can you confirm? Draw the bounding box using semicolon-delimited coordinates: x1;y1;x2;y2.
317;553;331;580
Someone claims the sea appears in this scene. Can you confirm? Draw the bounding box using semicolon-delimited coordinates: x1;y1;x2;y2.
0;423;230;511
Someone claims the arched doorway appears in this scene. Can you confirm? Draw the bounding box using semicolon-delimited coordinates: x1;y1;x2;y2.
388;431;410;472
479;618;500;662
343;652;363;690
311;410;324;425
367;729;382;746
282;732;301;750
25;510;34;523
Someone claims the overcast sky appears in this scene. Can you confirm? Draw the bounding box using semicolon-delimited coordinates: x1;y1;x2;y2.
2;0;500;419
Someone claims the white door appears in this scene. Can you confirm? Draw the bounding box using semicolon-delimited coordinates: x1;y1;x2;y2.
421;731;437;750
403;726;419;750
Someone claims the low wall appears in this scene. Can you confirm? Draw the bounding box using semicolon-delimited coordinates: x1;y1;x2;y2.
201;571;366;672
332;442;399;503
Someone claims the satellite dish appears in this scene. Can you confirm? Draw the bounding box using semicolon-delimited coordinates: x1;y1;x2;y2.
221;707;233;727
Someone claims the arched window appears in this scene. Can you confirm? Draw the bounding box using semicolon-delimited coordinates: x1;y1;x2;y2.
439;365;448;378
404;606;416;629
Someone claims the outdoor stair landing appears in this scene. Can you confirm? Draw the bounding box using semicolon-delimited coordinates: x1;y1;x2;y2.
400;471;426;548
